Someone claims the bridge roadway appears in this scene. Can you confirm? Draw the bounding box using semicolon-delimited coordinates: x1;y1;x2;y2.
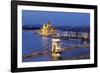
23;44;90;59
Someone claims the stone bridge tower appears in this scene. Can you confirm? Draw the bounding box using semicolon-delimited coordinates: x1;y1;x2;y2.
52;38;61;60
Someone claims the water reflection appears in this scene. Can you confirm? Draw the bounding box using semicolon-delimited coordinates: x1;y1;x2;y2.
22;30;90;62
42;36;51;47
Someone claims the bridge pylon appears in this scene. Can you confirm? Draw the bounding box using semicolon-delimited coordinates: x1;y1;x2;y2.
52;38;61;60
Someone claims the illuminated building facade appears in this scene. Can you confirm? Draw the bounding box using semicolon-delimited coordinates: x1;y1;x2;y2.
42;22;56;36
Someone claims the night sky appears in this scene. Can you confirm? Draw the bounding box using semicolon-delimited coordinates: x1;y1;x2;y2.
22;10;90;27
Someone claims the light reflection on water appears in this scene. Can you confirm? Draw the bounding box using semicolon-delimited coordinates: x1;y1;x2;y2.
41;36;51;47
22;30;90;62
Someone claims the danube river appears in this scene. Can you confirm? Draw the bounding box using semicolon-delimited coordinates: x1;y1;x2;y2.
22;30;90;62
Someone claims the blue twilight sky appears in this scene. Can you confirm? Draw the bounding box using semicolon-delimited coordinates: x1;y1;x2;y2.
22;10;90;27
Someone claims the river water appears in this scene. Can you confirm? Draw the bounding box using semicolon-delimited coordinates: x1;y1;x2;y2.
22;30;90;62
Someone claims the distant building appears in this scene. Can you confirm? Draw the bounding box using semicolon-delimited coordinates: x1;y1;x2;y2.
81;32;89;39
41;22;56;36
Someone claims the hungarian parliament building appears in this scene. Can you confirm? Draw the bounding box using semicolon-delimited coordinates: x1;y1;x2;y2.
38;22;89;40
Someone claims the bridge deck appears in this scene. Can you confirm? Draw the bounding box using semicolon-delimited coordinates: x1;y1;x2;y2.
23;44;90;59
